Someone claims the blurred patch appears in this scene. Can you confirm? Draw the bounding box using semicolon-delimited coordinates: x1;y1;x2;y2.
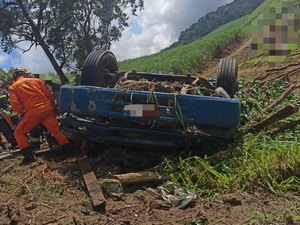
124;104;160;117
251;0;300;65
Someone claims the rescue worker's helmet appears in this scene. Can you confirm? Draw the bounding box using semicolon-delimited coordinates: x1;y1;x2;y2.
22;67;30;77
13;68;28;80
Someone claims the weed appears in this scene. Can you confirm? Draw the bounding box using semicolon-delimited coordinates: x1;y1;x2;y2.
246;201;300;225
0;174;19;186
163;132;299;196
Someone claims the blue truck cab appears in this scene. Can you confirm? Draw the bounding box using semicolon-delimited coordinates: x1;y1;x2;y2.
59;51;240;149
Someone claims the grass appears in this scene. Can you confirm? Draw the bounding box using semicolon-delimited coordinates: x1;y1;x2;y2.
118;8;250;73
158;78;300;196
247;201;300;225
118;0;285;74
119;27;242;74
162;135;300;195
119;0;300;75
0;174;19;186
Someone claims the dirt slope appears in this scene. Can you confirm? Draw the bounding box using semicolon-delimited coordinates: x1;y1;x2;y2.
1;149;299;225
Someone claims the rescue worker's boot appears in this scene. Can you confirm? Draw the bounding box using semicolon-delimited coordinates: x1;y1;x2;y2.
0;140;7;151
60;141;76;151
9;138;18;150
20;147;36;164
30;140;41;151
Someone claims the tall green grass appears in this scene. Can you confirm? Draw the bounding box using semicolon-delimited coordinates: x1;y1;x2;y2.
160;80;300;195
119;0;278;74
163;136;300;195
119;22;242;74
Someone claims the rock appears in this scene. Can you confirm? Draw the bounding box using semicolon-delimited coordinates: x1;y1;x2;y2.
25;202;38;211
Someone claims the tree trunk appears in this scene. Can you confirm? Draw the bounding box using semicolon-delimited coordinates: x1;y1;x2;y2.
17;0;69;84
38;39;69;84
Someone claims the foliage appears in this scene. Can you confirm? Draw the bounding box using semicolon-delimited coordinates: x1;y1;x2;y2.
160;78;300;195
240;79;300;125
120;25;242;74
172;0;264;47
0;68;13;87
163;131;300;195
0;0;143;83
119;0;284;75
247;201;300;225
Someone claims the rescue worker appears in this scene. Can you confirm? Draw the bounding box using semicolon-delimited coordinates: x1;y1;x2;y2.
0;80;8;96
9;68;71;164
0;80;18;149
19;68;45;151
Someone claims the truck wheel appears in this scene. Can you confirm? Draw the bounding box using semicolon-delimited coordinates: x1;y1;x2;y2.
216;58;238;96
81;50;118;87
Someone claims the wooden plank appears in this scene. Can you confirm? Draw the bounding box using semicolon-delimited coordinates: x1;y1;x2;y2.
0;147;54;161
77;156;105;210
252;104;299;131
0;154;11;160
111;172;170;184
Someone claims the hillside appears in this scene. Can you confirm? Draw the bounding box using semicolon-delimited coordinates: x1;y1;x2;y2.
0;1;299;224
171;0;264;48
119;0;299;75
119;0;268;73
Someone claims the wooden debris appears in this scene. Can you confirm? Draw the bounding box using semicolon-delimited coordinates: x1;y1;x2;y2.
267;119;300;136
77;155;105;210
266;61;300;72
251;104;299;131
263;83;297;113
145;187;161;197
111;172;170;185
42;215;66;225
0;162;15;174
0;154;12;160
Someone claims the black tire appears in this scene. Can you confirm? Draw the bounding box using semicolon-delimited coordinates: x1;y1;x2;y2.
81;50;118;87
216;58;238;96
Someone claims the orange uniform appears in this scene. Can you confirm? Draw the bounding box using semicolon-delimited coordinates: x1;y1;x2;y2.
9;76;69;149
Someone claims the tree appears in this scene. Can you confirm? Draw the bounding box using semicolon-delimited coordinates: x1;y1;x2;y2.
0;0;143;84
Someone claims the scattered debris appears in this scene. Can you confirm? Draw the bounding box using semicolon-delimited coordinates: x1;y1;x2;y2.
77;155;106;210
111;172;170;185
25;202;38;211
251;104;299;131
101;179;123;199
262;83;297;113
158;182;197;209
0;162;15;175
267;118;300;136
115;78;216;97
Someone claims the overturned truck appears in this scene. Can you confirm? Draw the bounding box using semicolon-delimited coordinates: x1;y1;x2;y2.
59;51;240;149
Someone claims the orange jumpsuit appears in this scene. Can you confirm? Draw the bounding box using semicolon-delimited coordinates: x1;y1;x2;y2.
9;76;69;149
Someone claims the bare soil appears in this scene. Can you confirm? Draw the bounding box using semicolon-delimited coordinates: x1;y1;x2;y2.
1;149;299;225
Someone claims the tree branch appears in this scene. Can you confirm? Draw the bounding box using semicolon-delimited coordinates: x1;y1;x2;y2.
262;83;297;113
251;104;299;131
267;119;300;136
37;0;44;31
22;42;35;53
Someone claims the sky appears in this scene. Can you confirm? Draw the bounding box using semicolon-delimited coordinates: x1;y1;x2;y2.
0;0;233;74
